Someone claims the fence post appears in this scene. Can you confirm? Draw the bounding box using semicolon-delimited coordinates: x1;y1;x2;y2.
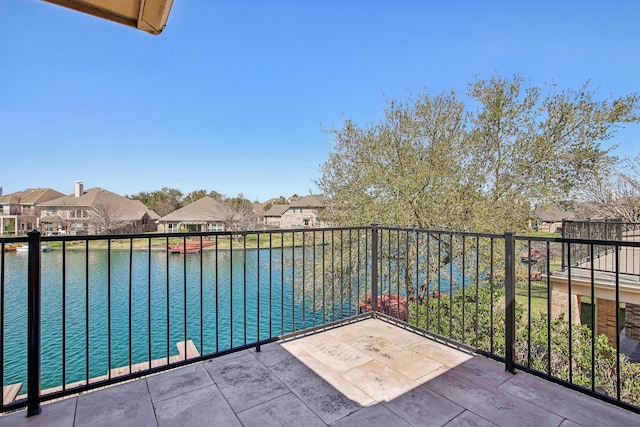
561;219;566;270
504;230;516;373
27;230;42;416
371;224;379;316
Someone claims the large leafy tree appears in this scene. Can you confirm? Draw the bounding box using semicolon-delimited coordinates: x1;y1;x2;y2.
183;189;224;205
127;187;183;217
318;73;639;232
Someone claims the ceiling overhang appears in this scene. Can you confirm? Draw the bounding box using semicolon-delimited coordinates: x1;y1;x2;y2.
42;0;174;35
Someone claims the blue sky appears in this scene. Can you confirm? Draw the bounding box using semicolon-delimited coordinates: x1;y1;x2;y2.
1;1;639;202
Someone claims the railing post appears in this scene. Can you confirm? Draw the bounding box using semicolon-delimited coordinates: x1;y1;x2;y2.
561;219;566;270
27;230;42;416
504;230;516;373
371;224;379;316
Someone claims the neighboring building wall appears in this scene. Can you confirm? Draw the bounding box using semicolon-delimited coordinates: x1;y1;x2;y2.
597;298;621;348
550;290;630;349
550;289;582;325
264;217;281;228
536;221;562;233
279;208;304;229
157;222;224;233
624;303;640;341
278;207;322;229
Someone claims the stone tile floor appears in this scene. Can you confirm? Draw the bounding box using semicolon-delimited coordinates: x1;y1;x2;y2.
1;319;638;426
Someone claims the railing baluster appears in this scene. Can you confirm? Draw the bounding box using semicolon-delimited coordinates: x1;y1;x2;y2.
229;234;234;347
243;233;247;346
183;236;188;358
302;231;306;328
107;240;112;378
291;231;295;332
61;241;67;390
199;236;204;354
165;236;170;364
0;244;4;412
312;231;316;328
215;234;219;353
148;238;152;369
268;233;272;338
504;230;516;374
27;230;42;416
256;232;261;350
84;239;89;384
129;238;133;369
371;225;378;314
489;237;495;354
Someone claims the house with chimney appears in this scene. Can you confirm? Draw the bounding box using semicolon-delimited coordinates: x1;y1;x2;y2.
0;187;65;235
37;182;159;235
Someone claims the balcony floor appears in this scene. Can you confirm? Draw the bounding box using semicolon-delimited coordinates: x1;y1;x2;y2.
1;318;638;426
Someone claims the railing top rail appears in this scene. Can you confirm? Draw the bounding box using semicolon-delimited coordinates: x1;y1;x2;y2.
0;236;29;244
374;225;504;239
28;226;372;243
514;234;640;248
6;226;640;247
562;219;640;226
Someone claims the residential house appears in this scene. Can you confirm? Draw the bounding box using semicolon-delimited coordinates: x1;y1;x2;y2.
0;187;65;235
263;204;290;228
156;196;226;233
532;204;578;233
263;195;327;229
37;182;159;235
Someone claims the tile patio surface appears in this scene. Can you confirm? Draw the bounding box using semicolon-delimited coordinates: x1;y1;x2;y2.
1;319;638;426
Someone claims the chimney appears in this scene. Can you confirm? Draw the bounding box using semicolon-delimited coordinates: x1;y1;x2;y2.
0;185;3;197
75;181;84;198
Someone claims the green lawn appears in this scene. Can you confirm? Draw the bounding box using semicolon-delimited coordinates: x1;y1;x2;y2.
515;283;549;320
43;233;297;251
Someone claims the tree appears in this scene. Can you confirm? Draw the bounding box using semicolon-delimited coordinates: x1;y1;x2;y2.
90;203;128;234
182;189;224;205
128;187;183;217
515;313;640;406
318;73;639;233
221;194;255;239
575;152;640;222
183;189;208;205
409;285;640;405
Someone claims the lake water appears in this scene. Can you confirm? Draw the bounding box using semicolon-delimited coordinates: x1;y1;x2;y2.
2;247;364;392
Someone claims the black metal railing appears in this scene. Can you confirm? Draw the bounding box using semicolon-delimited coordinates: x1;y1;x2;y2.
1;225;640;416
562;219;640;277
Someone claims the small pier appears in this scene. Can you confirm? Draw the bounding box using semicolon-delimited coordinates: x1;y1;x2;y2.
11;340;200;403
167;241;216;254
3;383;22;405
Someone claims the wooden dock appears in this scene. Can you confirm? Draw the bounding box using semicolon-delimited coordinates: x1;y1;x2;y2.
13;340;200;402
3;383;22;405
167;241;216;254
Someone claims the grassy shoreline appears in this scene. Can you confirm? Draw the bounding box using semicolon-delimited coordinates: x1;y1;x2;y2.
44;233;307;251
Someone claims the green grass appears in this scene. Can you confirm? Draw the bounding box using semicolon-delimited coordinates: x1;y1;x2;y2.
520;231;561;238
515;283;549;320
43;233;297;251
